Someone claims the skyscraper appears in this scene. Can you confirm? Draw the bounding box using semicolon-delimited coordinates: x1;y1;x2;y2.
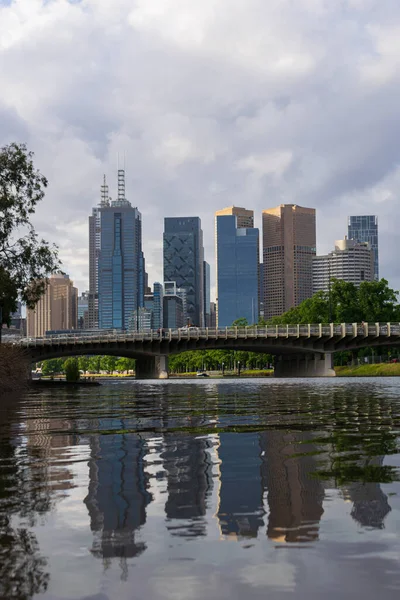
312;238;374;294
215;208;259;327
263;204;316;319
215;206;254;228
163;217;204;327
204;261;210;327
88;176;110;329
26;274;78;337
348;215;379;280
98;170;145;330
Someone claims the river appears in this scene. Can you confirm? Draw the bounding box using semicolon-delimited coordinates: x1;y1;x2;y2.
0;378;400;600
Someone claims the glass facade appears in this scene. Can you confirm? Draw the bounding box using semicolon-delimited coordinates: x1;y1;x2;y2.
348;215;379;280
98;203;144;330
163;217;204;327
216;215;259;327
163;295;184;329
204;261;210;326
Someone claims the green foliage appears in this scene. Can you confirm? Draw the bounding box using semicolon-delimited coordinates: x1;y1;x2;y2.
269;278;400;324
169;349;272;373
41;358;64;376
232;318;249;326
88;356;101;373
64;358;80;382
77;356;89;373
0;143;61;328
115;357;136;373
100;355;116;373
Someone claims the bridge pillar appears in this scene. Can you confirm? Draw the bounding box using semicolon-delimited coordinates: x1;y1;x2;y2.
135;356;169;380
274;353;335;378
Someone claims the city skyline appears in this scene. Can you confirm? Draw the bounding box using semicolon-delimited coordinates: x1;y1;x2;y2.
1;2;399;301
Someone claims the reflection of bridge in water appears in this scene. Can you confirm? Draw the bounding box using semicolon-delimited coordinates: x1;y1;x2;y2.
20;322;400;377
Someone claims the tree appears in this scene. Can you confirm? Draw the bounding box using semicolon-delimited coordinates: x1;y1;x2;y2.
100;355;116;374
64;358;80;382
41;358;64;377
232;318;249;327
358;279;400;322
115;357;135;373
0;143;61;335
78;356;89;373
88;356;101;373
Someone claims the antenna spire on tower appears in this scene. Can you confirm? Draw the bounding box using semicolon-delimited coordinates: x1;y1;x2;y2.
100;174;110;206
118;168;125;201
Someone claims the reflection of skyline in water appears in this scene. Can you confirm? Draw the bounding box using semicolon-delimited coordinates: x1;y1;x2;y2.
2;382;397;597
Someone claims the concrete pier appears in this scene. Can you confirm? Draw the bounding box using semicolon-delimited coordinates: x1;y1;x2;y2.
274;353;335;378
135;356;169;379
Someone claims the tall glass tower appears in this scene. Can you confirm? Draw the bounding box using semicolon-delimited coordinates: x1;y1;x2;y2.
163;217;204;327
215;212;259;327
348;215;379;280
98;170;145;330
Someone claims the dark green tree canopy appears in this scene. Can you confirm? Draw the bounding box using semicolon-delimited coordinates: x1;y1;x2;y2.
268;278;400;324
0;143;61;325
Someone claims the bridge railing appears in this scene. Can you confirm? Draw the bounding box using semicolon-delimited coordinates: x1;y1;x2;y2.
15;322;400;347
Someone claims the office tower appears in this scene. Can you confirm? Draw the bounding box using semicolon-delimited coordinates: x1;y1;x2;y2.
204;261;210;327
163;217;204;327
163;295;184;328
88;176;110;329
259;263;264;319
27;274;78;337
312;238;374;294
348;215;379;280
78;291;89;329
215;206;254;229
164;281;187;324
209;302;216;328
98;170;145;330
215;210;259;327
262;204;316;319
152;282;163;329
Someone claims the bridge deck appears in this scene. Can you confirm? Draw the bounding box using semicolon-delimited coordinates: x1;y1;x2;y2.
16;322;400;348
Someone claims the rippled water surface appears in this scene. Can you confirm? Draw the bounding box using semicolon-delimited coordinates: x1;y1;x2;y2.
1;378;400;600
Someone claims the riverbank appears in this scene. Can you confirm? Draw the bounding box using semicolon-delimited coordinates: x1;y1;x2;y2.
0;344;30;394
171;369;274;378
336;363;400;377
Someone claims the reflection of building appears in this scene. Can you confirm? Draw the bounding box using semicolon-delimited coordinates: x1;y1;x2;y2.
27;273;78;337
162;434;214;537
85;431;152;558
215;207;259;327
343;456;391;529
348;215;379;280
260;431;324;542
217;433;265;538
163;217;205;326
312;238;374;294
262;204;316;319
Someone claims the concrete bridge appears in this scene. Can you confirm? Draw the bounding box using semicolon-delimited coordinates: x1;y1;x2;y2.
17;322;400;378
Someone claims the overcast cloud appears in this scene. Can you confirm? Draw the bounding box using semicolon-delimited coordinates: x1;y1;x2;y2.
1;0;400;297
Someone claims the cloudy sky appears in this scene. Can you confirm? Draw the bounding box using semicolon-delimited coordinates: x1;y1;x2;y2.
1;0;400;298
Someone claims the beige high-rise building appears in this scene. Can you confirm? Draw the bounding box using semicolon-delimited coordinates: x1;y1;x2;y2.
215;206;254;229
27;274;78;337
263;204;316;319
312;238;374;294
